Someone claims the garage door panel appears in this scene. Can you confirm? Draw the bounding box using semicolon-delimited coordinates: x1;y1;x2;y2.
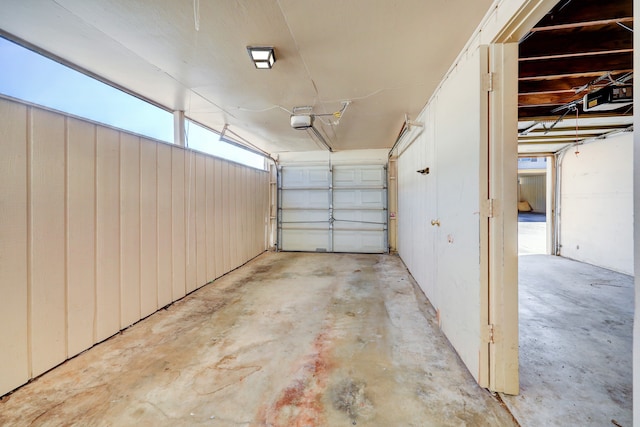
282;190;329;209
282;166;330;188
282;210;328;223
334;165;385;187
333;230;386;253
333;189;385;209
281;229;330;252
279;164;387;253
333;210;386;230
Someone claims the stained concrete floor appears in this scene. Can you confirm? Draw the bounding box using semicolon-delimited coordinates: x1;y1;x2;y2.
0;252;517;427
504;255;634;427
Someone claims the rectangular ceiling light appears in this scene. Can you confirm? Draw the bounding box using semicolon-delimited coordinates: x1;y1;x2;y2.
247;46;275;69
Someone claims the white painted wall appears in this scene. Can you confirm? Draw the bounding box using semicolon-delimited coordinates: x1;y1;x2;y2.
0;97;270;397
560;133;633;275
633;1;639;421
397;46;486;385
395;0;559;391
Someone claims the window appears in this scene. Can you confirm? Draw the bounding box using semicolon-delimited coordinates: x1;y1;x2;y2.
185;120;266;170
0;37;173;143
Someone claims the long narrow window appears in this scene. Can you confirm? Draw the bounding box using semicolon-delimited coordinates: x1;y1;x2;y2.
0;37;173;143
185;120;266;170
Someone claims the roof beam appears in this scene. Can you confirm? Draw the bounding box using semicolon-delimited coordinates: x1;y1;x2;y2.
533;0;632;29
530;17;633;32
519;52;632;79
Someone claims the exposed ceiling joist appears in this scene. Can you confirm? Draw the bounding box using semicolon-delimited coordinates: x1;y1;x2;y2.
517;0;633;155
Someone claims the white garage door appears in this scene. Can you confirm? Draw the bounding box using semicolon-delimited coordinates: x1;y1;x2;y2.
278;164;387;253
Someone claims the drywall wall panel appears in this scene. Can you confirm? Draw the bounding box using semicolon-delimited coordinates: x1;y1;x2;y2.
156;144;173;308
397;109;435;304
171;147;186;300
66;118;96;356
396;47;485;384
30;109;67;376
560;134;633;274
120;134;141;328
435;48;485;384
140;140;158;317
195;154;207;287
0;99;29;393
96;127;121;342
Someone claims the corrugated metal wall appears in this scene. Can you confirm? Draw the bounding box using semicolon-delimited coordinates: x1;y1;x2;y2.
518;174;546;213
0;97;270;396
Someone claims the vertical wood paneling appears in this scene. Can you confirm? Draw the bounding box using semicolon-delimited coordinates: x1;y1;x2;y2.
140;141;158;317
96;127;121;342
195;154;207;287
30;109;66;376
242;168;250;261
66;118;96;356
120;135;141;327
156;144;173;307
222;162;231;272
0;96;271;397
205;157;216;282
250;170;257;257
238;168;245;263
249;171;255;255
214;159;224;278
258;171;265;253
0;100;29;393
171;148;186;300
255;171;261;254
254;171;259;254
185;152;197;292
231;165;240;267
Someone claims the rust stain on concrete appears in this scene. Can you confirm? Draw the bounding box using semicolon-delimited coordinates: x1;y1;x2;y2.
260;329;335;426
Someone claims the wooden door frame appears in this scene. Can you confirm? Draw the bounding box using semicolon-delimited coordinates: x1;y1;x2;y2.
487;42;519;394
486;0;559;395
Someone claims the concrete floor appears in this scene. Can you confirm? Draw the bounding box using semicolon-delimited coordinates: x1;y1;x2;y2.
505;254;633;426
518;222;546;255
0;252;517;427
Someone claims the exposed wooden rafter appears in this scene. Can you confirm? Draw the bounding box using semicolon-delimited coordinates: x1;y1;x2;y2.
517;0;633;152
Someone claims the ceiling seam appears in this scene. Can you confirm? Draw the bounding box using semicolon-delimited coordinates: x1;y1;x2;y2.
275;0;320;105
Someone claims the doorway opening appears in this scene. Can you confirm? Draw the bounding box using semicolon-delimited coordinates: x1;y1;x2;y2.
517;155;549;256
497;0;634;424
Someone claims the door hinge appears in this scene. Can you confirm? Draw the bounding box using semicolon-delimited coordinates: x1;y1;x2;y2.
483;72;494;92
484;324;495;344
482;198;495;218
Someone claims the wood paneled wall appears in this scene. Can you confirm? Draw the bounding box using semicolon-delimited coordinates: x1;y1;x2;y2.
0;97;270;396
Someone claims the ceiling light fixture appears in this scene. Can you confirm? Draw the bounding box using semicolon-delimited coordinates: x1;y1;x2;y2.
247;46;275;69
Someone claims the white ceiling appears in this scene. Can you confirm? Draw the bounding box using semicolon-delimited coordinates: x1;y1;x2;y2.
0;0;494;154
